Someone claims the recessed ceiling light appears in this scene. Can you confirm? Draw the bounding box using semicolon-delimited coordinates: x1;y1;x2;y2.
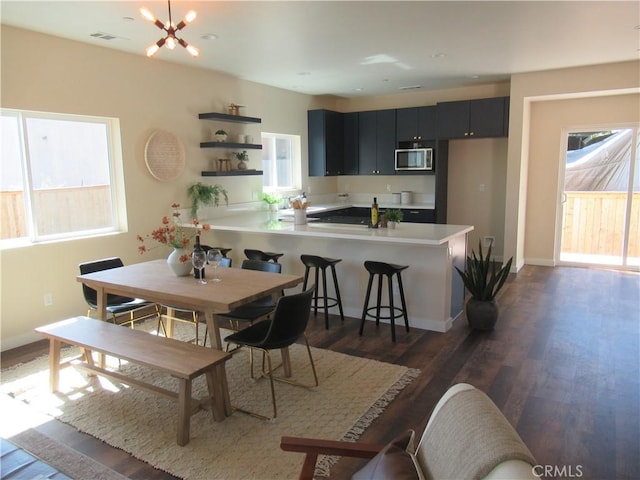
353;87;363;91
430;53;447;59
469;75;480;79
201;34;218;40
399;85;422;91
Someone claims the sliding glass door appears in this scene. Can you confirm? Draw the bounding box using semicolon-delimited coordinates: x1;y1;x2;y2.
559;127;639;269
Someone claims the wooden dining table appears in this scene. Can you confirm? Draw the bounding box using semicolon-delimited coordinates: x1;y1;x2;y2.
76;259;304;350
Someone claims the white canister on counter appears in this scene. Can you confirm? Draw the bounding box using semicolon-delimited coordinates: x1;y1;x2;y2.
294;209;307;225
391;193;401;204
401;191;412;204
245;134;254;144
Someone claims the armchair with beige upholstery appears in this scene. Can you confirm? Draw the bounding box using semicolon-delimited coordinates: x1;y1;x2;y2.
281;383;537;479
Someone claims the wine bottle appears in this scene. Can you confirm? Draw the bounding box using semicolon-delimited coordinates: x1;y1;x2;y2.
193;234;204;278
371;197;379;228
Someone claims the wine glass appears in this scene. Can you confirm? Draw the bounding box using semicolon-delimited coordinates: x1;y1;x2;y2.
192;250;207;284
207;248;222;283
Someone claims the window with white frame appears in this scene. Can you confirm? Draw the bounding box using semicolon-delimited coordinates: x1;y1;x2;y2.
261;132;301;192
1;109;125;244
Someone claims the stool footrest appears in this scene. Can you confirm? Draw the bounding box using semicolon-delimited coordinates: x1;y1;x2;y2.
364;306;406;321
311;297;340;309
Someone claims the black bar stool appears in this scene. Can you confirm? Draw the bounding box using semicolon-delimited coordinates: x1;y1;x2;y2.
244;249;284;263
359;261;409;342
301;254;344;329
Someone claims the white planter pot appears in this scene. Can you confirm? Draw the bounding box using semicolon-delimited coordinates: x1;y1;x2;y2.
167;248;192;276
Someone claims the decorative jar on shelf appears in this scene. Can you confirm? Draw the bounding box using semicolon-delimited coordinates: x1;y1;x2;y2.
215;130;227;142
167;248;192;276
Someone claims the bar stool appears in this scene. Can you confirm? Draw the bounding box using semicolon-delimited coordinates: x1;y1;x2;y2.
244;249;284;263
301;254;344;329
359;261;409;342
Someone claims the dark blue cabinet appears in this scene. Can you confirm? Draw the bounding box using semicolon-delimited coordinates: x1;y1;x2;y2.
308;109;344;176
437;97;509;139
342;112;359;175
359;109;396;175
396;106;437;142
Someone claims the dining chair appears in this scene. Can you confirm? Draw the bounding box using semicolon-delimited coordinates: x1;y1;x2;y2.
78;257;157;328
158;257;232;345
224;286;318;420
215;259;282;333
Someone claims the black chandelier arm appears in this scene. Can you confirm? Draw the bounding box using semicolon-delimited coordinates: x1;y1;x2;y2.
153;18;166;31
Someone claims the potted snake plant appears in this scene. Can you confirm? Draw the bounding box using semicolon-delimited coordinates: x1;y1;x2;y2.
455;240;513;330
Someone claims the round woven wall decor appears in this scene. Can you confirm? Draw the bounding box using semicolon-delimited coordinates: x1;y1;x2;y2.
144;130;186;181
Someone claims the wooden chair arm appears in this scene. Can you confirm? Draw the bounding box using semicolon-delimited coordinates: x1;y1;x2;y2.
281;436;384;480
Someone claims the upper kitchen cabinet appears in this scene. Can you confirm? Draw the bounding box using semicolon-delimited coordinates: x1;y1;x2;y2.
436;97;509;139
358;109;396;175
396;106;437;142
342;112;359;175
308;109;344;176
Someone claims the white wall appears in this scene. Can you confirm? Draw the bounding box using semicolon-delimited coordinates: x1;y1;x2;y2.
525;93;639;265
505;61;640;270
0;25;320;349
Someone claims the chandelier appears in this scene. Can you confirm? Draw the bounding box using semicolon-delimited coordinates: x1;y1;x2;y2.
140;0;199;57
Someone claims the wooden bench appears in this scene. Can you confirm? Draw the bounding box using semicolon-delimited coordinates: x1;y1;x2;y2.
35;316;232;446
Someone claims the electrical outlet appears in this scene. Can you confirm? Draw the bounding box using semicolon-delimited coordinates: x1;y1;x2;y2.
44;293;53;306
386;184;392;192
251;191;259;200
479;184;485;192
483;236;495;248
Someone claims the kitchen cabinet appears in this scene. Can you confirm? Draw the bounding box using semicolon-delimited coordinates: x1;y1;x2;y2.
358;109;396;175
308;109;344;176
199;111;263;176
342;112;359;175
396;106;437;142
400;208;436;224
436;97;509;139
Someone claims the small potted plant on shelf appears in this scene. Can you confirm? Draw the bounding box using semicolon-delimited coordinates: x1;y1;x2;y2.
384;208;403;229
455;240;513;330
187;182;229;219
215;130;228;142
235;150;249;170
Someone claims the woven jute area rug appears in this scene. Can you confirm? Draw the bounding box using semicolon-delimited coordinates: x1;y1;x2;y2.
1;322;419;479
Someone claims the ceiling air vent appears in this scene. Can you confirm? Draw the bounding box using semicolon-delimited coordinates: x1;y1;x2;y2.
90;32;118;41
399;85;422;91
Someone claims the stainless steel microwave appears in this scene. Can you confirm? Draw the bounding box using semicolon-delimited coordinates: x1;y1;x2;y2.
395;148;433;171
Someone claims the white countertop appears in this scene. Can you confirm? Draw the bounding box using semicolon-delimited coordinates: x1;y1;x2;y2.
201;210;472;246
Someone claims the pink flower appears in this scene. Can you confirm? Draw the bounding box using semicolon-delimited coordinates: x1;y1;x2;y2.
137;203;211;261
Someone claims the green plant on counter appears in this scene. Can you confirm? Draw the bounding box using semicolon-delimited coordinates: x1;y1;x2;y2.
215;129;227;135
261;192;280;205
384;208;403;223
187;182;229;219
455;240;513;301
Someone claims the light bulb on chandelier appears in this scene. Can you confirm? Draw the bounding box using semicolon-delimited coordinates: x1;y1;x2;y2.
140;0;198;58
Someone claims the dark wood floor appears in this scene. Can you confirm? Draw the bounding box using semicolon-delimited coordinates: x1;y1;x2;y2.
2;265;639;479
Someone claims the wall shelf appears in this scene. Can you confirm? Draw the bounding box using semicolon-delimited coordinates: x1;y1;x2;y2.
201;170;263;177
198;112;262;124
200;141;262;149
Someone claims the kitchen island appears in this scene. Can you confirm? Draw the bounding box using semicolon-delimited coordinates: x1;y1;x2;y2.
200;210;473;333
